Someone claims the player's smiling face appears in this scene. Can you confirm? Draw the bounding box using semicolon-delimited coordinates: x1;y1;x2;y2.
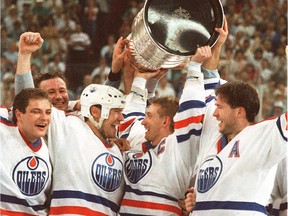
102;108;124;138
16;98;52;143
141;104;165;146
39;78;69;111
213;96;238;136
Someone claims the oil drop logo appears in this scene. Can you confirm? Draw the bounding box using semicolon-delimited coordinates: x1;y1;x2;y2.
12;156;49;196
91;153;123;192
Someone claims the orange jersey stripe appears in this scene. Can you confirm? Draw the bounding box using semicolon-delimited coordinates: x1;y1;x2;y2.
0;209;37;216
174;114;204;129
118;118;135;132
121;199;182;215
49;206;108;215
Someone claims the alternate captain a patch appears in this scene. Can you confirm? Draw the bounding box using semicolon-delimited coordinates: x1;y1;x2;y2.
229;140;240;158
91;153;123;192
124;151;152;184
12;156;50;196
197;156;223;193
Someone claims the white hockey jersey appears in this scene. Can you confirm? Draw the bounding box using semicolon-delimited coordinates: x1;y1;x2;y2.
117;71;205;215
191;78;288;216
0;107;52;215
48;108;124;215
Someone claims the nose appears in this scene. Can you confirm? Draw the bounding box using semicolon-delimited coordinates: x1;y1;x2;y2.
41;112;51;121
119;113;124;121
212;108;218;117
141;117;147;126
55;91;62;99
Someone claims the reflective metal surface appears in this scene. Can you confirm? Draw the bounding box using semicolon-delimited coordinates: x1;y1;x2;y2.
128;0;224;71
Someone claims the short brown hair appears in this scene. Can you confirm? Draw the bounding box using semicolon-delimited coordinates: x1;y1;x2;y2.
215;81;260;122
34;71;68;88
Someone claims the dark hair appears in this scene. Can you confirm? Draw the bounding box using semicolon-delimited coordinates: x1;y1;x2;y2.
149;96;179;132
12;88;50;124
34;71;68;88
215;81;260;122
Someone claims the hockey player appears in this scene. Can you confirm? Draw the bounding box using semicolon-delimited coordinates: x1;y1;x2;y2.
190;80;287;216
0;88;52;215
117;46;212;215
47;84;126;215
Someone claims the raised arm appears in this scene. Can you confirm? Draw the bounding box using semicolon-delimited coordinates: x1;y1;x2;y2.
15;32;43;94
104;37;129;89
202;16;228;71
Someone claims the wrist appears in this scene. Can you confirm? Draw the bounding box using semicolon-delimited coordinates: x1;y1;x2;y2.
108;70;122;81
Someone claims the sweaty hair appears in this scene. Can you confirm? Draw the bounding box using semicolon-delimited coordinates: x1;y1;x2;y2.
215;81;260;123
34;71;68;88
149;96;179;132
12;88;50;124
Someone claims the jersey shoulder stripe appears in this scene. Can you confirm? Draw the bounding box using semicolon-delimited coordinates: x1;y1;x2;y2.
176;128;202;143
0;116;15;126
178;100;205;113
174;114;204;129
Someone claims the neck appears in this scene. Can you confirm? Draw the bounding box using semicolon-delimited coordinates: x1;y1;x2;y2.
86;119;106;143
227;121;250;142
151;131;171;147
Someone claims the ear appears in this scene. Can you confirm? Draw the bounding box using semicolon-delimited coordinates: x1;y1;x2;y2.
90;106;101;122
236;107;246;119
162;116;171;128
15;109;22;123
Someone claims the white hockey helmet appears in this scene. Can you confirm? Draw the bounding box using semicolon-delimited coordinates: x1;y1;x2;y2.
80;84;125;119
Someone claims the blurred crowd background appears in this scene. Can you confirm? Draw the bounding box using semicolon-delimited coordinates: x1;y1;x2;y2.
1;0;287;120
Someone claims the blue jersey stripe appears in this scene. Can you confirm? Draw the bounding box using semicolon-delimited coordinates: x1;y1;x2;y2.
276;116;287;142
176;128;202;143
1;194;47;211
206;95;215;103
120;133;129;139
0;116;15;126
194;201;267;214
51;190;119;213
125;185;178;202
178;100;206;113
123;112;145;119
204;82;220;90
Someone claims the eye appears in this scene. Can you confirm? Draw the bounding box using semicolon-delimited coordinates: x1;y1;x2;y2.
48;90;56;95
31;109;41;114
46;110;52;115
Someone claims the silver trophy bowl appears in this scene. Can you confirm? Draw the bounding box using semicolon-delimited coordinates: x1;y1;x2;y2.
127;0;224;72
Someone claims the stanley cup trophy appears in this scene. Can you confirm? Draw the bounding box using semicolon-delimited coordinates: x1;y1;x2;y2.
127;0;224;72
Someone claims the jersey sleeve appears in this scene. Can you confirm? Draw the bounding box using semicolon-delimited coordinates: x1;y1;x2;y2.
14;71;35;95
268;112;288;161
118;77;147;149
173;62;206;176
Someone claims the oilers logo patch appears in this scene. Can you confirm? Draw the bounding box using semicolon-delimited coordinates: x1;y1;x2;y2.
12;156;49;196
124;151;152;184
91;152;123;192
197;156;222;193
